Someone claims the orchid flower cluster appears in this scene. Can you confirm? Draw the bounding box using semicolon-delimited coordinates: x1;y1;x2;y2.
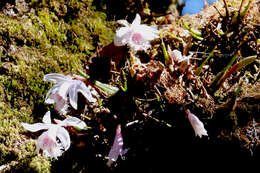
22;73;127;164
21;73;97;159
21;13;209;167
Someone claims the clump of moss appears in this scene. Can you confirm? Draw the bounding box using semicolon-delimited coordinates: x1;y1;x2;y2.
0;0;115;172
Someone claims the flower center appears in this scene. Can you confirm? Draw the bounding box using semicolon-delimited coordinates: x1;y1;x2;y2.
131;32;143;44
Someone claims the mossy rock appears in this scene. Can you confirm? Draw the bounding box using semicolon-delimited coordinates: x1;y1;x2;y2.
0;0;115;172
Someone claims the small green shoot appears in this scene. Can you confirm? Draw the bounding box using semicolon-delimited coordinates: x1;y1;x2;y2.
182;20;202;36
182;20;203;40
120;70;128;92
161;39;169;66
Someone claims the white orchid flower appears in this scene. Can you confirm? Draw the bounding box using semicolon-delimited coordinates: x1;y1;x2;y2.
21;111;70;159
170;49;192;63
44;73;97;115
114;13;159;52
106;125;128;167
21;111;87;159
187;110;208;138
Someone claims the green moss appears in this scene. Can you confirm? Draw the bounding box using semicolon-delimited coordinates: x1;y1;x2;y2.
28;155;51;173
0;0;115;172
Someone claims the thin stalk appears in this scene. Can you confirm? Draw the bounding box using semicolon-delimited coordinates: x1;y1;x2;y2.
223;0;229;19
182;20;202;37
195;48;215;75
168;33;183;42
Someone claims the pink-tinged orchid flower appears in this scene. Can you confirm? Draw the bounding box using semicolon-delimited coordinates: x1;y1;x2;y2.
114;14;159;52
170;49;192;64
21;111;86;159
106;125;128;167
187;110;208;138
44;73;97;115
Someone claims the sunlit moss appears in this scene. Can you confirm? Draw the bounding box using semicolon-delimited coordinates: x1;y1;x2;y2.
0;0;115;172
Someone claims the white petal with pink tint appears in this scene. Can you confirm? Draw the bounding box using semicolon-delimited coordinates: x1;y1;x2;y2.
44;73;98;114
21;111;74;159
59;116;87;130
187;110;208;138
106;125;128;167
114;13;159;52
37;128;62;159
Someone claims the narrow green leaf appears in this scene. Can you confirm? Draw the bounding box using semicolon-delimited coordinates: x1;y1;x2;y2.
94;80;119;97
218;55;257;85
182;20;202;37
191;33;203;40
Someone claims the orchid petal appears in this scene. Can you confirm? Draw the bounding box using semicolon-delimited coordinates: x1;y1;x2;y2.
21;122;49;132
42;111;52;124
68;83;78;109
43;73;72;83
69;81;96;109
135;25;159;40
56;127;71;151
60;117;87;130
45;85;60;104
116;27;130;38
107;125;128;167
37;130;62;159
132;13;141;26
58;82;71;99
187;110;208;138
117;20;129;26
54;96;68;115
77;81;97;103
114;27;131;46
